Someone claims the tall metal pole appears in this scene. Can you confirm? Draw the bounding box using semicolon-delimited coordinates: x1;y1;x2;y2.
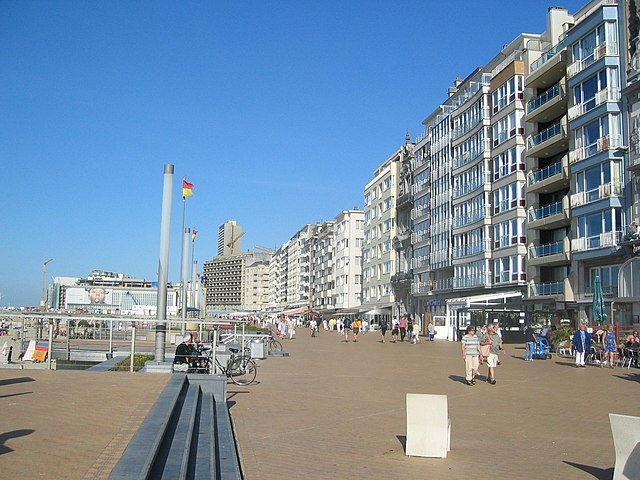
179;190;186;335
155;164;174;362
181;228;191;331
40;258;53;311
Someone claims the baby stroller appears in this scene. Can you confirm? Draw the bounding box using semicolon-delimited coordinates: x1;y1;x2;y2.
532;337;552;359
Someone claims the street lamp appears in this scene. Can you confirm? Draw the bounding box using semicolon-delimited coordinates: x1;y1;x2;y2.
40;258;53;311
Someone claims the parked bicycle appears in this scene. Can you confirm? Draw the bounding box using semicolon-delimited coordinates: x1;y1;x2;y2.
189;345;257;386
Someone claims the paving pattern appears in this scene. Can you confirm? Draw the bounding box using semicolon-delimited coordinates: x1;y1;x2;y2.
1;330;639;479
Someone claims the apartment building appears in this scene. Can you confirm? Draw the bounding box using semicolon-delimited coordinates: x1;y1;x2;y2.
332;209;364;311
362;148;401;314
202;250;270;313
310;220;335;311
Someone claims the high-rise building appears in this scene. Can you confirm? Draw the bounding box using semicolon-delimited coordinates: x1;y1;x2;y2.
217;220;243;257
362;147;402;314
332;209;364;311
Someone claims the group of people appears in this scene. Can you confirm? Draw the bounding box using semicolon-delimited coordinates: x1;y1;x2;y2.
460;322;504;386
377;316;436;344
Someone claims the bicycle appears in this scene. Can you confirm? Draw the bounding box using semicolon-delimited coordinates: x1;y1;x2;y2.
189;346;257;386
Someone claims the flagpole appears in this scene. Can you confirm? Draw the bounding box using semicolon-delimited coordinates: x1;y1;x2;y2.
179;194;186;335
190;234;196;310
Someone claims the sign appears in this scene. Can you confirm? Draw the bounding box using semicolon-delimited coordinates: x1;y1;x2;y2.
32;341;48;362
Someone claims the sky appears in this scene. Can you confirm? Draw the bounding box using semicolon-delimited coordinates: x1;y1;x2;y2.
0;0;588;307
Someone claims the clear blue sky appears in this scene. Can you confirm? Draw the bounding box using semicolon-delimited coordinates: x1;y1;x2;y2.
0;0;587;307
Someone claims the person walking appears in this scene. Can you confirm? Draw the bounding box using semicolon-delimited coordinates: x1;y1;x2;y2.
342;317;352;342
461;325;480;386
352;318;362;342
391;318;399;343
572;322;591;368
601;323;617;368
407;316;414;343
481;323;502;384
379;318;388;343
524;323;537;361
427;321;435;341
399;315;408;342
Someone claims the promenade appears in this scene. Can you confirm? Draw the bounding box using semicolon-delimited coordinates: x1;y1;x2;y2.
0;328;639;479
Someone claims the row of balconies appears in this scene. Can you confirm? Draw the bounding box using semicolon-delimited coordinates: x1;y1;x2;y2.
452;172;491;199
451;107;490;141
453;272;492;289
452;238;492;259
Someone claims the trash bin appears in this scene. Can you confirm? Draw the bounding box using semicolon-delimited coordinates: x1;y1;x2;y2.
250;339;266;359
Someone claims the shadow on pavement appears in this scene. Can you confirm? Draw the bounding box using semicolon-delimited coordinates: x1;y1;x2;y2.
0;429;35;455
0;377;35;387
563;461;613;479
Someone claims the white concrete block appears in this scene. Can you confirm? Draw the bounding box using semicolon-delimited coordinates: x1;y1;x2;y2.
609;413;640;480
406;393;450;458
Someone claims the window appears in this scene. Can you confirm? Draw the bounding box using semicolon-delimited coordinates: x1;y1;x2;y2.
492;75;524;114
493;181;525;214
493;146;525;180
573;69;607;112
384;197;393;211
589;265;619;295
494;255;526;284
492;111;524;147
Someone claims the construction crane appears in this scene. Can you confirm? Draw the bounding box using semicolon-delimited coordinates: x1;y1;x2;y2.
227;230;246;255
255;245;274;254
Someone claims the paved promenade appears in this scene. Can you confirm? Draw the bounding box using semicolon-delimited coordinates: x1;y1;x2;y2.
0;329;639;479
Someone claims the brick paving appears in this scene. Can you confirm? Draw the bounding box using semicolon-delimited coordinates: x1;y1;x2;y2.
229;329;640;480
0;330;639;479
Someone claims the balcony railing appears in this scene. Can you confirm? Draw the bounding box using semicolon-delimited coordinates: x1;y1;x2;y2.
567;42;619;78
452;173;491;199
527;83;561;115
528;160;562;185
568;87;620;120
570;181;622;207
452;205;491;228
527;122;561;149
571;230;623;252
528;201;563;222
528;240;564;259
453;272;492;289
452;239;492;259
529;39;567;74
528;281;564;297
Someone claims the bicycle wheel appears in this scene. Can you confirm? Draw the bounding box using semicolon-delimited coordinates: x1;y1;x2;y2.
229;357;257;385
268;338;283;352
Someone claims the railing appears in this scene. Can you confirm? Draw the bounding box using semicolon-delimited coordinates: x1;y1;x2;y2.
452;173;491;199
528;281;564;296
452;205;491;228
453;272;492;289
528;240;564;259
529;201;563;222
567;42;619;78
452;239;491;259
568;87;620;120
571;230;623;252
571;181;622;207
527;122;561;149
530;39;567;74
528;160;562;185
527;83;561;114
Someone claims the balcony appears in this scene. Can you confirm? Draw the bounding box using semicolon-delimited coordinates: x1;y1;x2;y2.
452;172;491;200
452;239;492;259
571;230;623;252
568;87;620;121
570;181;622;207
526;119;569;158
453;272;492;289
567;42;618;78
432;277;453;292
527;44;568;89
569;134;624;164
528;281;564;297
527;155;569;194
527;237;570;267
528;196;570;230
452;205;491;229
525;81;567;124
411;280;434;295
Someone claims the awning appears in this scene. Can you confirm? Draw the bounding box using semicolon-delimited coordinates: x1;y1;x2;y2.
282;306;310;316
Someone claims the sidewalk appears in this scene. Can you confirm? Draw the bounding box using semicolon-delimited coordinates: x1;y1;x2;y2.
1;330;639;479
229;329;640;480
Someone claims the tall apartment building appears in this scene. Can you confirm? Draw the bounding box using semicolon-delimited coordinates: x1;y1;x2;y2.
202;250;270;313
332;209;364;310
362;148;402;314
391;134;415;318
217;220;243;257
310;220;335;311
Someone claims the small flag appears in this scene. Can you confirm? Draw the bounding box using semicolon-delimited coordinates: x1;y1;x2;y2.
192;229;198;242
182;179;193;198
